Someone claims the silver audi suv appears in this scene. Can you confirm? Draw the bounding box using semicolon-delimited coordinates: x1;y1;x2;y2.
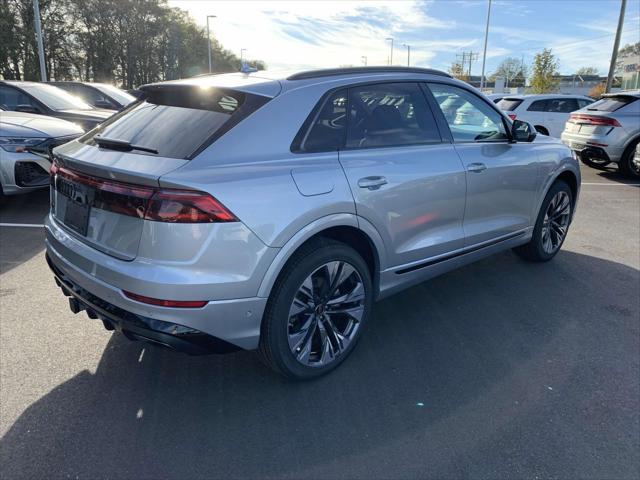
46;67;580;379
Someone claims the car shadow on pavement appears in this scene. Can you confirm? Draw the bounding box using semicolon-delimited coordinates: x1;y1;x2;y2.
583;164;640;185
1;250;638;479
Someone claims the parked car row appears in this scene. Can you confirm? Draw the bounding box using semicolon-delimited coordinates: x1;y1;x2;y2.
490;91;639;178
1;80;136;199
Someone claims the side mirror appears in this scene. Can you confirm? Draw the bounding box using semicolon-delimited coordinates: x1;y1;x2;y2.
15;104;41;114
511;119;537;142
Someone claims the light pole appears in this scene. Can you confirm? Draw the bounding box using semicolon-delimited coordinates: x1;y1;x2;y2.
402;44;411;66
606;0;626;93
361;56;367;66
386;37;394;66
206;15;216;73
32;0;47;81
480;0;492;90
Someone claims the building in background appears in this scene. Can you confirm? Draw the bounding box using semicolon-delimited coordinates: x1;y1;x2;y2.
620;53;640;90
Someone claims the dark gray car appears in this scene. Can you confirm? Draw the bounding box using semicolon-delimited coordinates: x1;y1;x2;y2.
45;67;580;379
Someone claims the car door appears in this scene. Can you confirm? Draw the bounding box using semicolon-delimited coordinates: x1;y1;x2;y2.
524;99;548;132
544;97;579;137
426;82;539;247
337;82;467;268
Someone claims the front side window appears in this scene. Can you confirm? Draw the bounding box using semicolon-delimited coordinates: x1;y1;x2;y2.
346;82;440;148
428;83;508;142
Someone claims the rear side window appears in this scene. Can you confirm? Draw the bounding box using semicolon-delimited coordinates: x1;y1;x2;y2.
587;96;638;112
81;86;268;159
496;98;523;111
527;100;547;112
292;89;347;153
577;99;593;109
545;98;579;113
346;82;440;149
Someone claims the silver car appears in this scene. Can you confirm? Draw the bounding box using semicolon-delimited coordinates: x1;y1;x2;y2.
1;110;82;197
561;91;640;177
46;67;580;379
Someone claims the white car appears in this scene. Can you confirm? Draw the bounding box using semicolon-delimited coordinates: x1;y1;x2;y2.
0;110;83;197
497;94;594;137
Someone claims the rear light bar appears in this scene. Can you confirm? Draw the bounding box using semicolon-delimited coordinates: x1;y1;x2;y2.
123;290;208;308
569;114;621;127
507;113;517;121
50;161;236;223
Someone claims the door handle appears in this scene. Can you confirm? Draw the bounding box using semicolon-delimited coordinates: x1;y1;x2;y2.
467;162;487;173
358;176;388;190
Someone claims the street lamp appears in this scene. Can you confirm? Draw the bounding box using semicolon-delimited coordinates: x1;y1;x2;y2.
480;0;492;90
385;37;394;66
402;44;411;67
361;55;367;66
206;15;217;73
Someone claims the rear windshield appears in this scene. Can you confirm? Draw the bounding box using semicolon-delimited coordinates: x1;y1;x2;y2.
80;86;267;159
496;98;523;111
586;96;638;112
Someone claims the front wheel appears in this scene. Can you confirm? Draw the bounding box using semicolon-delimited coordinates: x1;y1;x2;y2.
514;180;573;262
259;238;373;380
618;141;640;178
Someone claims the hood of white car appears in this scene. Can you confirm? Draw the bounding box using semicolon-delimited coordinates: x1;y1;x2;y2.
0;111;84;138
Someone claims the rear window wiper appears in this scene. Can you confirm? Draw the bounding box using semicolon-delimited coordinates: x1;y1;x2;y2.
94;135;158;155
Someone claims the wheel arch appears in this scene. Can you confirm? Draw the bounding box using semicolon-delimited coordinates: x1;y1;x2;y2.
534;125;549;135
257;214;386;300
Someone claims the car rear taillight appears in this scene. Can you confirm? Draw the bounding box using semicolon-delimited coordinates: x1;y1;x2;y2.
569;114;621;127
51;164;236;223
508;113;517;121
123;290;208;308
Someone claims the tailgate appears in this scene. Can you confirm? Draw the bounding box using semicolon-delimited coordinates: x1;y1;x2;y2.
51;141;187;260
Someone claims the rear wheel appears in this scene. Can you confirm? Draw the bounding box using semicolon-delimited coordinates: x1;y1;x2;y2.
618;140;640;178
580;154;611;170
259;238;373;380
514;180;573;262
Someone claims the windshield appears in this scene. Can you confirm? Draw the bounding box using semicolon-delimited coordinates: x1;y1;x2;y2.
21;83;93;111
496;98;523;111
93;84;136;106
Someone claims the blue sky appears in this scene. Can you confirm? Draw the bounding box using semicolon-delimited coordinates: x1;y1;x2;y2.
169;0;640;75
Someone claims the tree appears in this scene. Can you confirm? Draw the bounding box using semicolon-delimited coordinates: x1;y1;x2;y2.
490;57;528;87
448;61;467;81
588;83;606;99
575;67;599;76
0;0;266;87
529;48;560;93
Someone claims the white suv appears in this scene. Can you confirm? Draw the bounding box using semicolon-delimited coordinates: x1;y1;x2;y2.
497;94;594;138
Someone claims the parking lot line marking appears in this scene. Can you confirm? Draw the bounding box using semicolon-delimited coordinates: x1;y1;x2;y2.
581;182;640;186
0;223;45;228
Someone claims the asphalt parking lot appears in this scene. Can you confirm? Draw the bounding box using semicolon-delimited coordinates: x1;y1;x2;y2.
0;164;638;479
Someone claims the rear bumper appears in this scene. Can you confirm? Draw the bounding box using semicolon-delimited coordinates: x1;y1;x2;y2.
46;232;267;351
561;132;625;163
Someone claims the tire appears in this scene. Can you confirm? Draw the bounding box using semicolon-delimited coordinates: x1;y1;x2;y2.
534;126;549;136
513;180;573;262
618;140;640;178
580;155;611;170
259;238;373;380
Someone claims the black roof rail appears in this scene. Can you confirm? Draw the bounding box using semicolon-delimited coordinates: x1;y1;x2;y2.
287;66;452;81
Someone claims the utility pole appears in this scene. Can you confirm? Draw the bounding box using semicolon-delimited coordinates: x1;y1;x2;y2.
386;37;394;65
32;0;47;81
361;56;368;66
480;0;492;90
606;0;626;93
456;51;478;78
206;15;216;73
403;44;411;66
